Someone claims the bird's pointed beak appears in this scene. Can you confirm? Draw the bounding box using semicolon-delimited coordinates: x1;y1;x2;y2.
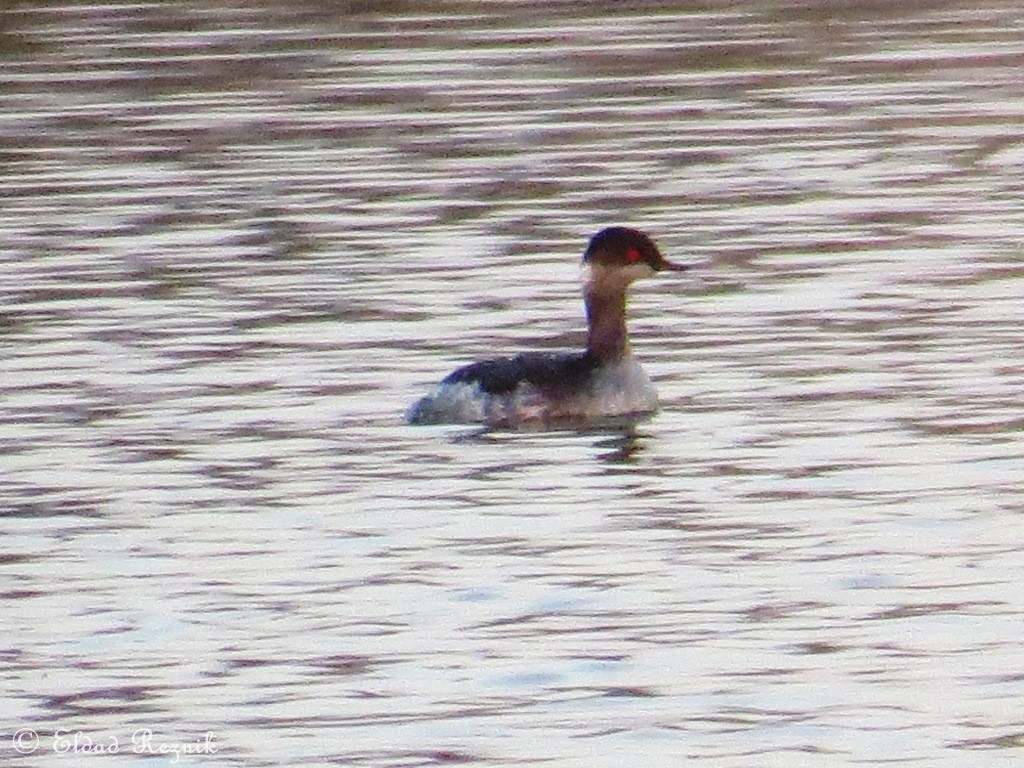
660;259;689;272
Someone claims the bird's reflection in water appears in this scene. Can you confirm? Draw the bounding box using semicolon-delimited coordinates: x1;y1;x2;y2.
591;426;647;465
445;412;651;465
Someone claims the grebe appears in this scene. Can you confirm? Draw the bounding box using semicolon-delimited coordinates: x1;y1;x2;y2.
407;227;687;426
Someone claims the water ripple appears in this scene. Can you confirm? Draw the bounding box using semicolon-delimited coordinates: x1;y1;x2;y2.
3;2;1024;767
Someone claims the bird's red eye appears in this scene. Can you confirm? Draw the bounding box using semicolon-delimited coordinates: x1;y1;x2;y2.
627;249;642;263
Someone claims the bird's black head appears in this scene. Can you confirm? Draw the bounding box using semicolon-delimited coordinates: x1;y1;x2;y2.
582;227;687;273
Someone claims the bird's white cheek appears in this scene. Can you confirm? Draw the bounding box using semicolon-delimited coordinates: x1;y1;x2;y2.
580;262;655;292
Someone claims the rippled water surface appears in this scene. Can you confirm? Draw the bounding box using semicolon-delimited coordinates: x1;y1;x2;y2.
3;1;1024;766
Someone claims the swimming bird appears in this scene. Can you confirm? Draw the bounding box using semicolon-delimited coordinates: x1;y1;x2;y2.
407;227;687;426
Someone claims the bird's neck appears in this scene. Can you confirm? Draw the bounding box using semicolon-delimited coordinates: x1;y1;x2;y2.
584;288;629;361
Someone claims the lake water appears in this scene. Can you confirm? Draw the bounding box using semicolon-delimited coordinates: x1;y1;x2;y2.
3;1;1024;766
